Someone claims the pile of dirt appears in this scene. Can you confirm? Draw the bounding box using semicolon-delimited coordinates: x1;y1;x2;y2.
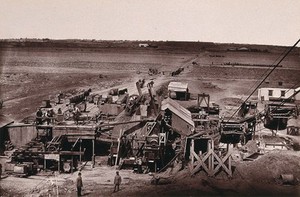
220;97;244;106
202;82;222;91
234;151;300;183
0;185;9;196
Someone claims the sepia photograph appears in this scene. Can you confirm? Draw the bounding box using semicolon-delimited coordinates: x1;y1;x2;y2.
0;0;300;196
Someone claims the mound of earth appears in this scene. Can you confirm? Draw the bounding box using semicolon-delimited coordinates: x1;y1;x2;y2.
234;151;300;183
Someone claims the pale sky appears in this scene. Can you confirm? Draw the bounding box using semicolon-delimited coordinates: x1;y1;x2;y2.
0;0;299;46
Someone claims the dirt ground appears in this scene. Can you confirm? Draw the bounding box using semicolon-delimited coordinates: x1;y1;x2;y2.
1;41;300;196
1;150;300;197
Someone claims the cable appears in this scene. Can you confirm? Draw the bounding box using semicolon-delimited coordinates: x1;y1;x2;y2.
225;47;292;115
243;47;290;97
224;46;293;119
253;80;300;123
226;39;300;122
269;81;300;114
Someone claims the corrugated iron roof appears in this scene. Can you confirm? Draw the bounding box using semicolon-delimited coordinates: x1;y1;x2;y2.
168;82;188;92
161;98;194;128
0;115;14;128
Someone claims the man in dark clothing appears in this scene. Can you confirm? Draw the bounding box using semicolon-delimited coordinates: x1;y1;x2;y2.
137;158;143;174
45;110;52;125
76;172;83;196
36;108;43;125
113;171;122;192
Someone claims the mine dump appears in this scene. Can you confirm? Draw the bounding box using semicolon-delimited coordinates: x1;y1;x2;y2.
0;39;300;196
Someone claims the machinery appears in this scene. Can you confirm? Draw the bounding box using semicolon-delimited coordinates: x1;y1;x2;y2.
171;67;184;76
237;101;257;118
264;102;298;131
219;120;246;144
197;93;220;115
125;94;143;116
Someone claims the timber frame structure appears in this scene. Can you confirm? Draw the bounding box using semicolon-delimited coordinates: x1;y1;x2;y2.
189;137;232;177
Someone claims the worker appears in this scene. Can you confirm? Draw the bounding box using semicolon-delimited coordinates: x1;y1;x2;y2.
76;172;83;196
57;108;62;115
36;108;43;125
137;158;143;174
56;92;63;104
113;171;122;192
199;108;206;119
45;110;52;125
73;106;80;124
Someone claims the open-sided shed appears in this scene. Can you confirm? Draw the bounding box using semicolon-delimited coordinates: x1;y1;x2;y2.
168;82;189;100
161;98;194;136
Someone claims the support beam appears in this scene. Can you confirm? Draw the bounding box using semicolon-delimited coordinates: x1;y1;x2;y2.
80;138;82;163
189;138;232;177
92;138;95;168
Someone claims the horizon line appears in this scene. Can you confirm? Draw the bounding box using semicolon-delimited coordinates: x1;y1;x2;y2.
0;37;296;48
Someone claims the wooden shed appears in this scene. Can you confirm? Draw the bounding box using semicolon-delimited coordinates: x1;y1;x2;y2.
161;98;194;136
0;115;14;154
168;82;189;101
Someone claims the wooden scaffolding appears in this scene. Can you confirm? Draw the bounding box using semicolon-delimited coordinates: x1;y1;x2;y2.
189;138;232;177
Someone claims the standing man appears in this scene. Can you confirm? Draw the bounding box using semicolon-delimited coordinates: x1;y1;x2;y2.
76;172;83;196
137;158;143;174
36;108;43;125
73;106;80;125
113;171;122;192
45;110;51;125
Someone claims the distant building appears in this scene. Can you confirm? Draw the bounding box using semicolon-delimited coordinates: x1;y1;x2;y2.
139;43;149;47
258;87;300;101
238;47;249;51
168;82;189;100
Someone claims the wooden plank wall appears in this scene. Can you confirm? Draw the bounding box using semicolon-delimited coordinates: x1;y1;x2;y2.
8;125;37;147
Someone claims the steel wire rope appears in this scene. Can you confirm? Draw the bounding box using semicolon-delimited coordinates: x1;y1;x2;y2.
223;47;291;118
226;39;300;122
243;47;290;96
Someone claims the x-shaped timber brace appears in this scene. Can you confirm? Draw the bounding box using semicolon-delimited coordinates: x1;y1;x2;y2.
189;138;232;177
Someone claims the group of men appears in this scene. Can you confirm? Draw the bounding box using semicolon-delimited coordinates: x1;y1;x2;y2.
76;171;122;196
36;105;81;125
36;108;55;125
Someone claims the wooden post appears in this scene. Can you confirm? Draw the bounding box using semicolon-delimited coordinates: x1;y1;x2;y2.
208;140;211;174
115;129;123;167
58;155;60;173
44;158;46;170
92;138;95;168
209;140;214;176
71;158;74;173
229;157;232;177
190;139;194;165
183;137;188;159
79;138;82;163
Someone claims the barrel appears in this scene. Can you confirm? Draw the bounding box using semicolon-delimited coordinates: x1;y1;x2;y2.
280;174;294;184
14;164;28;174
63;161;72;173
169;91;177;99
